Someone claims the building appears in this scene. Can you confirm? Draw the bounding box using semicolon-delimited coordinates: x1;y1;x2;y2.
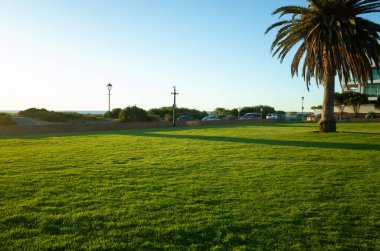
342;63;380;102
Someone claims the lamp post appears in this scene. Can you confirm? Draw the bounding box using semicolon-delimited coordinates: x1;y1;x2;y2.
106;82;112;120
260;107;263;119
301;96;304;121
171;86;179;127
238;107;241;119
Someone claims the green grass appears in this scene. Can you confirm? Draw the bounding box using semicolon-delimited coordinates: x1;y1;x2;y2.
0;123;379;250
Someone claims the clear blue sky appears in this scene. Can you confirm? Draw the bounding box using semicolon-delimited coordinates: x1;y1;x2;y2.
1;0;379;112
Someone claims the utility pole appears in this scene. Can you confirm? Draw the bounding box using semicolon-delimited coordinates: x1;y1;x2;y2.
171;86;179;127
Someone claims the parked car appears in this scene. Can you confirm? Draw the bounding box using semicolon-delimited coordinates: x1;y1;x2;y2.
266;113;277;119
177;115;193;121
201;116;221;121
274;114;285;120
239;112;261;120
223;115;237;120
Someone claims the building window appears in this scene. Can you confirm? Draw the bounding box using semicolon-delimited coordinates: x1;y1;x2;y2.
372;68;380;81
363;84;380;97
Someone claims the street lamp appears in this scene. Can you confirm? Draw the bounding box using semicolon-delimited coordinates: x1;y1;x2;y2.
260;107;263;119
171;86;179;127
301;96;304;121
106;82;112;120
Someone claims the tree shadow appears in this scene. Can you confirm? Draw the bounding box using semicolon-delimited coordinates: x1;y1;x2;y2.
340;131;380;135
2;125;378;151
133;132;379;151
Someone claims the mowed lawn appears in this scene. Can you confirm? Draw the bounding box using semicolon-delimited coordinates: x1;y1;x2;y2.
0;123;379;250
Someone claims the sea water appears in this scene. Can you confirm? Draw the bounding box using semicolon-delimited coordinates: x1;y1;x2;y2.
0;110;105;115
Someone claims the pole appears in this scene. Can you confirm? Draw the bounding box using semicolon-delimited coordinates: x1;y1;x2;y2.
301;96;304;121
106;82;112;121
108;89;111;120
171;86;179;127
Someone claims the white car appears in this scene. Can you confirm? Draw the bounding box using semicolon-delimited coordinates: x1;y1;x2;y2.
266;113;277;119
201;116;221;121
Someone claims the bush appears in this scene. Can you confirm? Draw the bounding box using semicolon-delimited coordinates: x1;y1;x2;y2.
147;107;208;121
19;108;68;122
240;105;276;118
148;108;167;119
0;113;16;126
18;108;107;123
119;106;152;122
176;108;208;120
365;112;376;119
211;108;239;118
104;108;122;119
18;108;46;118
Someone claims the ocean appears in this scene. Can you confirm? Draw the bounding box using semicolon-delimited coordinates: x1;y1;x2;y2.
0;110;105;115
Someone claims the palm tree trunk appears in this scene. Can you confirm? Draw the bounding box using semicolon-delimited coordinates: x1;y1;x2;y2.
318;69;336;132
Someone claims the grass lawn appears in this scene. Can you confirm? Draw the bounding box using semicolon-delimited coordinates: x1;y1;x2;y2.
0;122;379;250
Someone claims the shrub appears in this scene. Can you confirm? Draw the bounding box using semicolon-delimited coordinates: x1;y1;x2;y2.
104;108;122;119
0;113;16;126
147;107;208;121
119;106;152;122
19;108;68;122
148;108;167;120
240;105;276;118
365;112;376;119
17;108;105;123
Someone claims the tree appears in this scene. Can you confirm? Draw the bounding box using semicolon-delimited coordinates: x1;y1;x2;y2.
266;0;380;132
228;108;239;117
346;91;368;117
212;107;226;117
334;92;347;116
311;105;322;110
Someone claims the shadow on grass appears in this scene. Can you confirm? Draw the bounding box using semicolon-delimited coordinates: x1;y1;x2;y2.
340;131;380;135
133;132;379;151
3;124;379;151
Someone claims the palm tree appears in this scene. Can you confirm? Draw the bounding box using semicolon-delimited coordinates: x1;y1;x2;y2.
265;0;380;132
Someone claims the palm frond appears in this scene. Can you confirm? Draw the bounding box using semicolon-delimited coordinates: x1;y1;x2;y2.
265;0;380;89
272;6;311;18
